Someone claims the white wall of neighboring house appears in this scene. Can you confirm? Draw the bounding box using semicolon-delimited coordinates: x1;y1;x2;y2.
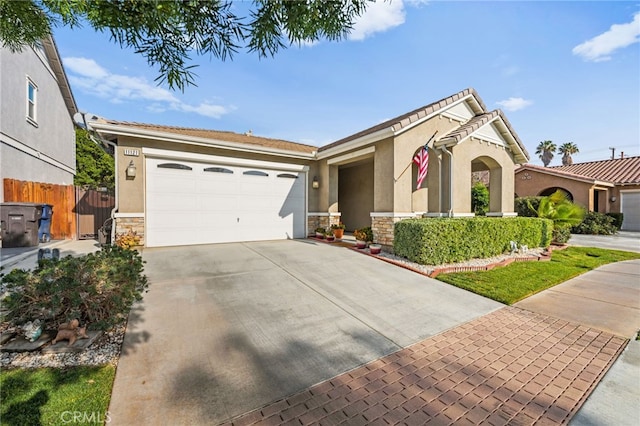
0;39;76;201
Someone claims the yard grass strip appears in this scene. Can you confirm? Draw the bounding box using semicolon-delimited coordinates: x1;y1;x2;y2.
0;365;115;425
435;247;640;305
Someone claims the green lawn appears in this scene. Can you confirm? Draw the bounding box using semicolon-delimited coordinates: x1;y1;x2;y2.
436;246;640;305
0;365;115;426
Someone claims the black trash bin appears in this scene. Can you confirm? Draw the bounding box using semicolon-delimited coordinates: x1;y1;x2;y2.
0;202;43;247
38;204;54;242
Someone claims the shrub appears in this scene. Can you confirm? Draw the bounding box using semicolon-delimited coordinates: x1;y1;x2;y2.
514;196;541;217
471;183;489;216
606;212;624;230
354;226;373;242
115;229;141;249
1;245;148;331
572;211;618;235
330;223;345;230
394;217;553;265
552;224;572;244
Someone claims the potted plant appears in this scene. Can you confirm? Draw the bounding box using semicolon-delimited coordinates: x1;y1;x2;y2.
315;227;325;239
325;228;335;242
331;223;345;239
369;243;382;255
353;227;373;249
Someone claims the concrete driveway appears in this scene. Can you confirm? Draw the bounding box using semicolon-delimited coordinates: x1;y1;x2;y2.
108;240;501;425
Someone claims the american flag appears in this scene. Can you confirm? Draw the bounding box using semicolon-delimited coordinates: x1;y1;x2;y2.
413;145;429;188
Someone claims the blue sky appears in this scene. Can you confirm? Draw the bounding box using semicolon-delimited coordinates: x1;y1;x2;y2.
54;1;640;165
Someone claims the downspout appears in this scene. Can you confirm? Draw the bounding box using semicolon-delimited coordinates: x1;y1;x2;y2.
82;113;119;243
440;145;454;217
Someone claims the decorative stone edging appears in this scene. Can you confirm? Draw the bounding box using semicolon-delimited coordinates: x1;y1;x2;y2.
348;244;567;278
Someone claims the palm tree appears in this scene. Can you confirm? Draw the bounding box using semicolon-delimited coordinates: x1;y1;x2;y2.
559;142;579;166
535;140;557;167
529;190;585;243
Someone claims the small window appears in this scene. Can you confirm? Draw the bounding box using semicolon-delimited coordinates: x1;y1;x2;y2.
26;77;37;125
204;167;233;174
243;170;268;177
277;173;298;179
157;163;192;170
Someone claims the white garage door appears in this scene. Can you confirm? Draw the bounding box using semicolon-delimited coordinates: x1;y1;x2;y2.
621;191;640;231
145;158;306;247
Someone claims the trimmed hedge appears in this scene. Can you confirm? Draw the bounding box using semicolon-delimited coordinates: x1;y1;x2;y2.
394;217;553;265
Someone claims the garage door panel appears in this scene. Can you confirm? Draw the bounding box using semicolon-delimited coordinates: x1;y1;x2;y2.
621;192;640;231
145;157;306;247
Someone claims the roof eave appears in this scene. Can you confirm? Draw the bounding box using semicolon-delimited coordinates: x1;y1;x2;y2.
89;121;317;160
41;35;78;119
317;127;394;159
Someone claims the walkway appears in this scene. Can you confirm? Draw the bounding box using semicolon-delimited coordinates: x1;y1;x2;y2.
223;307;625;425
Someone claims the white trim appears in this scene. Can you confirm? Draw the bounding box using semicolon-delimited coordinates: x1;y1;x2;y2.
451;213;476;218
326;146;375;165
91;122;315;160
1;132;75;174
142;147;309;172
307;212;341;217
114;212;145;218
486;212;518;217
396;95;476;136
370;212;419;218
26;76;38;126
318;127;393;159
318;96;476;158
423;212;449;218
619;189;640;193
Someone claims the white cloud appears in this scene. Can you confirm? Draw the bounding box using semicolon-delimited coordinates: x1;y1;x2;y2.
349;0;407;41
63;57;230;119
572;12;640;62
496;97;533;112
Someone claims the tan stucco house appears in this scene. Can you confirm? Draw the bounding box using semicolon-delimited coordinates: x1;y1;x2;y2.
515;157;640;231
88;88;530;248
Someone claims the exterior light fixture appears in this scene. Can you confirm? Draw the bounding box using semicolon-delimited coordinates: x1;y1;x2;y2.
610;196;617;203
126;160;137;178
312;176;319;189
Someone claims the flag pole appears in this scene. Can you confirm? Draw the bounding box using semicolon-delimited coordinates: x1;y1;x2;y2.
394;130;438;182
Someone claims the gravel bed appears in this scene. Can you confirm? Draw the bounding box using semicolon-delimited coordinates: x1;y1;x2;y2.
0;323;125;369
376;248;548;276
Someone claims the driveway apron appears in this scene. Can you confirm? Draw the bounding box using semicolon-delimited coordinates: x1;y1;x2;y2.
107;240;501;425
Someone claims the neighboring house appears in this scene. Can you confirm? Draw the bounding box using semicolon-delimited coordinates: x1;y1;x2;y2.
88;88;530;248
515;156;640;231
0;35;78;201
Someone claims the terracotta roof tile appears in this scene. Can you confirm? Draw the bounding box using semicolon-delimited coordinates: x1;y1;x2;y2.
516;164;598;183
319;88;485;152
550;156;640;184
105;120;318;154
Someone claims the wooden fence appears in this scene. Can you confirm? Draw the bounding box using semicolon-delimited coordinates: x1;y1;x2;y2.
3;179;115;241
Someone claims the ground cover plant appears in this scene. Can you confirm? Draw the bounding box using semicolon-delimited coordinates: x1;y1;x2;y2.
435;247;640;305
1;245;147;331
0;365;115;425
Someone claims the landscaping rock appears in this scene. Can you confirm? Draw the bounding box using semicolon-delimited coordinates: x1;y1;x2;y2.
1;330;55;352
42;331;103;354
0;331;16;345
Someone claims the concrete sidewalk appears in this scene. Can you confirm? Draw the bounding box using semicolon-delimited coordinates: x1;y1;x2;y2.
515;259;640;426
